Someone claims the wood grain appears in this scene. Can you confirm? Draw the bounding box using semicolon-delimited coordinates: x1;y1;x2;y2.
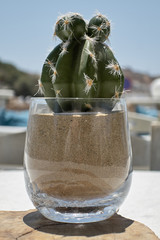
0;209;159;240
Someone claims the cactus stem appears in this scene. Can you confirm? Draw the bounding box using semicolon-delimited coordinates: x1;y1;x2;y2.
40;12;124;102
45;59;55;71
60;47;68;56
51;69;58;84
105;35;109;40
84;73;96;94
95;11;107;18
60;41;70;56
56;19;60;25
85;49;97;63
113;86;121;98
34;79;45;96
96;13;103;18
82;34;97;43
106;19;111;27
61;16;73;31
90;24;106;36
62;40;70;49
45;59;58;81
113;86;126;99
54;89;62;97
63;19;70;29
106;60;122;76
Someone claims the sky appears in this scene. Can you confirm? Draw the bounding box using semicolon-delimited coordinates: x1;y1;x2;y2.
0;0;160;76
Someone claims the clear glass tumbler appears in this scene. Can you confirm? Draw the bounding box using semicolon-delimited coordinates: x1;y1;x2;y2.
24;97;132;223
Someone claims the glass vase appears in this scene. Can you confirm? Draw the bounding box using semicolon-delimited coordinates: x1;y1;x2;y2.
24;97;132;223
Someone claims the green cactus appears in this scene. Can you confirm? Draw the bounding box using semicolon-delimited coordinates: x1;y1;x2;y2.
39;12;124;111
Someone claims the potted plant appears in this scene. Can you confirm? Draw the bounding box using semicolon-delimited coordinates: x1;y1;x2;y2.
24;12;132;223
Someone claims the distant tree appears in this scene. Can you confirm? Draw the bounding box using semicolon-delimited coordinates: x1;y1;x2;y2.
0;60;39;96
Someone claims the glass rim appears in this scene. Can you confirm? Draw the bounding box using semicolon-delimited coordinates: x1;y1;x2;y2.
30;96;125;101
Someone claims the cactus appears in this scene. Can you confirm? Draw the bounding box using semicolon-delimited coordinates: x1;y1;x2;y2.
39;12;124;111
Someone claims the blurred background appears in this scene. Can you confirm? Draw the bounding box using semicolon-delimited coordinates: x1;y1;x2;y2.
0;0;160;170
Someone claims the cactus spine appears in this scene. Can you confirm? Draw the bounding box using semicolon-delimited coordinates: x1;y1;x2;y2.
39;12;124;103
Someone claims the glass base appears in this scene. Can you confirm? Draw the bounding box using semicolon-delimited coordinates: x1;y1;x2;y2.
25;171;132;223
38;205;117;223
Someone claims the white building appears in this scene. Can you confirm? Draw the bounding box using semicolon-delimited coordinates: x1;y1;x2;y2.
0;89;14;108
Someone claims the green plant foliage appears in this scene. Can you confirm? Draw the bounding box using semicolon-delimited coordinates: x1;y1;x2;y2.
40;12;124;100
0;61;39;97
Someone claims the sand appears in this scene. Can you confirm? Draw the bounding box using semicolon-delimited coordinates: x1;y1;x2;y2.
25;111;131;200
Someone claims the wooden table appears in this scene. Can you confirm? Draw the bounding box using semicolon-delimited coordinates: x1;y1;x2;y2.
0;169;160;239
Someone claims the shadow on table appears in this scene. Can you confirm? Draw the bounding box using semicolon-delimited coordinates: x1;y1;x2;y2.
23;210;133;237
